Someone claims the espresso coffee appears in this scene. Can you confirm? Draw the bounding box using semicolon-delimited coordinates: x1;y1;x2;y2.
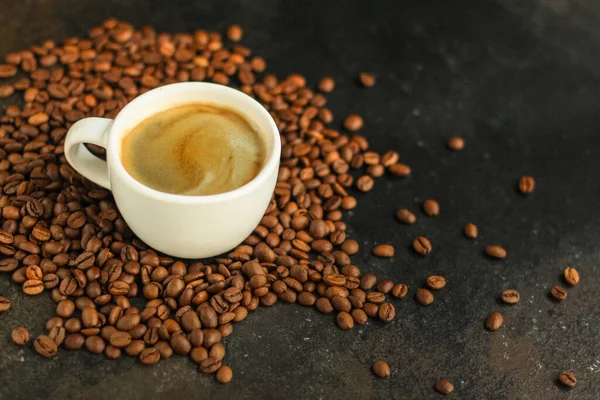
121;103;267;196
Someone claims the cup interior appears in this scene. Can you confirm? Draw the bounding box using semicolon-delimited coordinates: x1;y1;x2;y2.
107;82;280;202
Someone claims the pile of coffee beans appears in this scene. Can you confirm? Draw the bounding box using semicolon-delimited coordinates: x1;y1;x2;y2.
0;19;582;393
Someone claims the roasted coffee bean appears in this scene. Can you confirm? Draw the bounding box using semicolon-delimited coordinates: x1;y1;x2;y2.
350;309;368;325
551;285;567;301
110;331;132;348
372;361;391;378
315;297;334;314
34;335;58;358
464;223;478;239
564;267;579;286
104;345;121;360
209;343;226;360
318;77;335;93
392;284;408;299
366;291;385;304
216;365;233;384
447;136;464;151
500;289;520;304
485;245;507;259
64;334;85;350
363;303;379;318
422;200;439;216
434;379;455;395
23;279;44;295
85;336;106;354
200;357;222;374
426;276;446;290
377;280;394;294
139;347;161;365
416;288;434;306
336;311;354;330
486;312;503;331
11;327;30;345
298;291;316;306
358;72;376;87
49;326;66;346
170;333;192;355
518;176;535;194
372;244;394;258
226;25;243;41
559;371;576;388
125;340;146;357
190;347;209;364
413;237;432;255
396;209;416;225
343;115;363;131
0;296;10;313
360;273;377;290
378;303;395;322
331;296;352;313
56;300;76;318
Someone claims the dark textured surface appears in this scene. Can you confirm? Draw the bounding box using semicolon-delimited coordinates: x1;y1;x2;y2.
1;1;600;399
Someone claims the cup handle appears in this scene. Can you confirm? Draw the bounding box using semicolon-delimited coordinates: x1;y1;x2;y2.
64;117;113;190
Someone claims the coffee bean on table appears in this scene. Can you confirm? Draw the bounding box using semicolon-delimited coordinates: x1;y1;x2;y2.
139;347;161;365
426;276;446;290
110;331;132;348
434;379;455;395
64;334;85;350
358;72;376;87
485;245;507;259
190;347;209;364
463;223;478;239
486;312;503;331
372;244;394;258
216;365;233;383
564;268;579;286
372;361;391;378
378;303;395;322
336;311;354;330
500;289;520;304
447;136;464;151
416;288;434;306
34;335;58;358
356;175;374;192
423;199;439;216
388;163;411;177
559;371;576;388
85;336;106;354
360;273;377;290
377;280;394;293
551;286;567;301
392;284;408;299
363;303;379;318
0;296;10;313
23;279;44;295
11;327;30;345
396;209;416;225
518;176;535;194
200;357;222;374
226;24;243;42
318;77;335;93
351;309;368;325
343;115;363;131
413;237;432;255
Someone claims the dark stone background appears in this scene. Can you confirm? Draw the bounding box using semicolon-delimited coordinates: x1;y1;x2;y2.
1;0;599;399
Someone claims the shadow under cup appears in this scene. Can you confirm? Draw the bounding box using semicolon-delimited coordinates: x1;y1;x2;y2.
107;82;281;258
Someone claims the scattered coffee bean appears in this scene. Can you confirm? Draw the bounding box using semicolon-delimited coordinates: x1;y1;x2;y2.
358;72;376;87
377;280;394;294
485;245;507;259
318;77;335;93
486;312;503;331
518;176;535;194
564;268;579;286
372;244;394;258
372;360;391;378
378;303;395;322
423;200;439;217
388;163;411;177
200;357;222;374
23;279;44;295
463;223;478;239
34;335;58;358
434;379;455;395
413;236;432;255
0;296;10;313
351;309;368;325
226;25;243;42
426;276;446;290
500;289;520;304
559;371;576;388
392;284;408;299
396;209;416;225
447;136;464;151
336;311;354;330
343;115;363;131
551;286;567;301
216;365;233;383
416;288;434;306
11;327;30;345
139;347;161;365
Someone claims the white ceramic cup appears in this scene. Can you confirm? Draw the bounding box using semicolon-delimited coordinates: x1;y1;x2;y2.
64;82;280;258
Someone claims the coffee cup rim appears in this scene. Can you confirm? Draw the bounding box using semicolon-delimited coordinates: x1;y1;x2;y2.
108;82;281;204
